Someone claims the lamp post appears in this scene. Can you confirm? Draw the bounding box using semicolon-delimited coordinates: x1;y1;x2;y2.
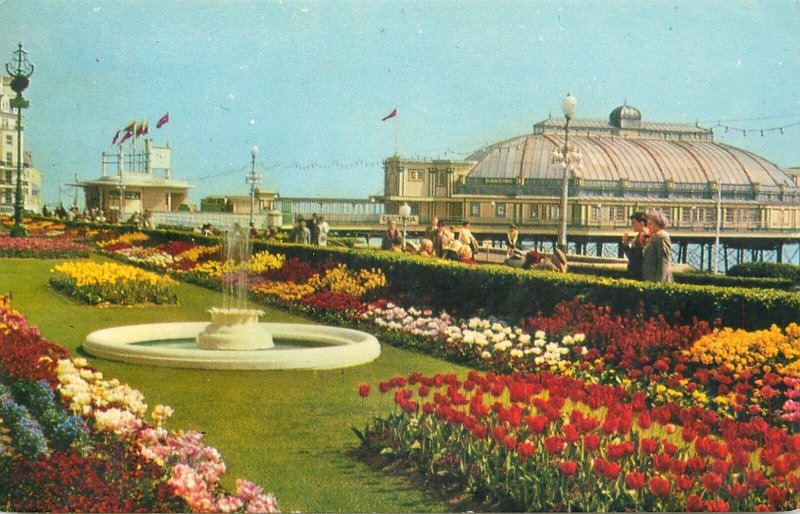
399;202;411;247
713;178;722;274
5;43;34;237
551;93;581;252
246;145;260;227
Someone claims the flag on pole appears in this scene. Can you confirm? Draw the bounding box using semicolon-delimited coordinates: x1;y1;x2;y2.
135;121;146;137
157;112;170;129
141;122;149;136
112;130;120;145
381;108;397;121
120;129;134;144
124;119;137;132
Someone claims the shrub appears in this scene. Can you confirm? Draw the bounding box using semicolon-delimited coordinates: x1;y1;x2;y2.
728;262;800;284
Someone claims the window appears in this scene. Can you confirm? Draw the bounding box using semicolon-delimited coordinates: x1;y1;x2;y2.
529;205;539;220
495;202;506;218
5;152;12;164
408;169;423;181
125;191;141;200
541;205;560;220
5;135;11;145
436;172;447;187
4;171;10;183
3;190;11;203
470;202;480;217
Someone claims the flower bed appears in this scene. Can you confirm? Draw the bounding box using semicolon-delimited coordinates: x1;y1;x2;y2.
49;260;178;305
0;295;279;512
0;234;90;258
356;370;800;512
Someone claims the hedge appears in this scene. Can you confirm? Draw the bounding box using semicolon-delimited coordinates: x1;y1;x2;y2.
568;263;795;290
727;261;800;284
232;241;798;331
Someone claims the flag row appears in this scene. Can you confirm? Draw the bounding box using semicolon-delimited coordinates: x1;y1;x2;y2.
111;113;169;145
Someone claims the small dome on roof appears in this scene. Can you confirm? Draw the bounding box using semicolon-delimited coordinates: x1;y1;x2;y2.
610;103;642;128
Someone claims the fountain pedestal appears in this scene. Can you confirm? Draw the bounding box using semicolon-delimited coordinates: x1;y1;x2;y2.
196;308;275;350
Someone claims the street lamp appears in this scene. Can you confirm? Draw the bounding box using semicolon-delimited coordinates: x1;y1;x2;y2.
713;178;722;274
246;145;260;227
551;92;581;252
398;202;412;247
5;43;34;237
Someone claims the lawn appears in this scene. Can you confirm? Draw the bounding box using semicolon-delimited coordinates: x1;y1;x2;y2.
0;257;470;512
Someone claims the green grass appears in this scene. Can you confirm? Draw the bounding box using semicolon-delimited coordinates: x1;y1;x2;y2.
0;257;469;512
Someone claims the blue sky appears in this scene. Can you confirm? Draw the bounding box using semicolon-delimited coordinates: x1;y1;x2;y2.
1;0;798;206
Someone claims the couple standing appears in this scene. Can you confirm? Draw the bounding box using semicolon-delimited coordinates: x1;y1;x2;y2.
622;211;673;283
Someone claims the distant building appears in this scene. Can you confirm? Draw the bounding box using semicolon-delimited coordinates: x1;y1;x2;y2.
201;191;278;214
0;75;41;214
384;104;800;237
75;139;192;221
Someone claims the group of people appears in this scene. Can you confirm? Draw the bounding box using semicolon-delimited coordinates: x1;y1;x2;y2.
290;213;330;246
381;217;480;264
621;210;673;283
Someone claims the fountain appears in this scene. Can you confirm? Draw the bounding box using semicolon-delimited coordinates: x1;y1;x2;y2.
83;225;380;370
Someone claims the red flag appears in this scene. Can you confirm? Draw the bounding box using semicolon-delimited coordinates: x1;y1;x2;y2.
381;108;397;121
124;119;136;132
157;112;170;128
120;129;134;144
112;130;120;145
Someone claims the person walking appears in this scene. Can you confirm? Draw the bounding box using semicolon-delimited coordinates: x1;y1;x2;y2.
317;216;329;246
621;212;649;280
458;220;479;257
506;224;519;255
380;219;403;250
641;210;674;283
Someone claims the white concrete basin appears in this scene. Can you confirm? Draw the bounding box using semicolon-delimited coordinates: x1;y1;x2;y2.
84;322;381;370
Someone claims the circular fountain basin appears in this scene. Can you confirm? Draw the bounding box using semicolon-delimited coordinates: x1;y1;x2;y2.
84;322;381;370
197;308;274;350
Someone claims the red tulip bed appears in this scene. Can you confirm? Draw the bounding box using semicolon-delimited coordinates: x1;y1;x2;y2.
97;234;800;511
0;295;279;513
0;218;91;258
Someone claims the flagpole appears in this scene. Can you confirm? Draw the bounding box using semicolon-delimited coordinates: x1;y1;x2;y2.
394;109;399;156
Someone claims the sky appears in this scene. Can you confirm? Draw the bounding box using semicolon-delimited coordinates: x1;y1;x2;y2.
1;0;798;206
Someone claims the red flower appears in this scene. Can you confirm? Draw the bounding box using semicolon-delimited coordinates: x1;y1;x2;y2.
686;494;705;512
625;472;645;490
358;383;371;398
653;453;672;473
648;476;671;498
583;434;601;452
640;437;659;455
675;474;695;492
563;424;579;444
701;472;724;492
526;415;548;434
544;436;565;455
704;500;729;512
686;456;707;475
503;436;517;450
765;486;787;508
726;482;749;500
517;442;535;462
593;458;621;480
560;460;578;477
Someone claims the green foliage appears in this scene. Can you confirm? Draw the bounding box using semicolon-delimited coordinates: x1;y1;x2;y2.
727;261;800;284
254;242;800;330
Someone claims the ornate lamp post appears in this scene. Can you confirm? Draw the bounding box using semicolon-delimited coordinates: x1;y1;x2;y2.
246;145;260;227
5;43;34;237
398;202;412;246
551;92;581;252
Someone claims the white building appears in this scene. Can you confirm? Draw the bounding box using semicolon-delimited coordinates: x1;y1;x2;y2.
0;75;41;214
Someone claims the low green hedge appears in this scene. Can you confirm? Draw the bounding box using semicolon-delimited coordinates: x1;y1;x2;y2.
727;262;800;284
568;263;795;290
245;242;799;330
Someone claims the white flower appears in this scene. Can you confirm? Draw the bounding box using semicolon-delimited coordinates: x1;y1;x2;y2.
518;334;531;345
574;333;586;343
534;356;545;365
491;322;504;332
535;330;546;339
481;351;492;359
534;339;546;347
581;346;588;355
510;349;523;358
562;335;574;346
468;318;480;329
